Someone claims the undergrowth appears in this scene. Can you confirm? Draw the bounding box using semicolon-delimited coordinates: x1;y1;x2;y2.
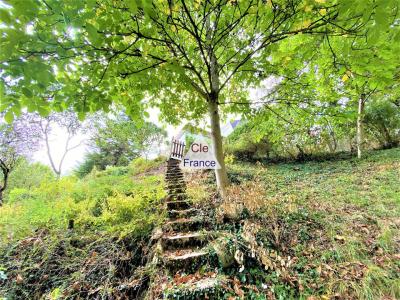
0;158;166;299
188;148;400;299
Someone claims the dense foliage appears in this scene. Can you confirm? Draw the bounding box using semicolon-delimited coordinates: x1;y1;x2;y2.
0;157;166;298
225;96;400;161
2;0;397;193
0;115;41;203
0;159;166;242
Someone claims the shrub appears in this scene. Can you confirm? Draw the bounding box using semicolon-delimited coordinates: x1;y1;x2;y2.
4;159;55;201
74;152;104;178
98;193;163;237
364;100;400;148
7;188;36;204
0;165;165;243
129;156;166;175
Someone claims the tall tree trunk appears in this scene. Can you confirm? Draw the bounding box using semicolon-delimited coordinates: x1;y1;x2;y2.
208;99;229;197
357;94;365;159
205;14;229;197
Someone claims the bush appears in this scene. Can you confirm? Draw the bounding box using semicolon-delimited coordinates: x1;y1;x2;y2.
74;152;104;178
225;121;273;161
0;230;151;299
364;100;400;148
129;156;166;175
4;159;55;201
0;165;166;243
7;188;35;204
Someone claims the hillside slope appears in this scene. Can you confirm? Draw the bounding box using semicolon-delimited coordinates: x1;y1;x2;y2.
185;147;400;299
0;149;399;299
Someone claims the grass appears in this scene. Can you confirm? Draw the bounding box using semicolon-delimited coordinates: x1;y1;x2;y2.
189;147;400;299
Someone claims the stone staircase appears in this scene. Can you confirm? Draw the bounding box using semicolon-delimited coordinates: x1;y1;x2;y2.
157;158;229;299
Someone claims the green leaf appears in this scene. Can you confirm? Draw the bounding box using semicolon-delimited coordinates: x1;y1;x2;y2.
22;87;33;98
126;0;138;14
0;80;4;97
0;9;12;24
26;101;36;112
12;101;22;116
85;23;102;47
38;107;50;117
4;110;14;123
78;111;86;121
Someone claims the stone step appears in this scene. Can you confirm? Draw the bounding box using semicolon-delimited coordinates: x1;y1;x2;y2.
166;186;186;191
166;179;186;183
167;164;181;168
166;193;188;201
166;166;182;170
163;217;206;232
166;183;186;189
166;169;183;173
163;248;210;274
166;167;183;172
166;187;186;194
165;178;184;182
163;275;230;299
167;159;181;165
166;200;191;210
168;208;198;219
165;173;184;177
165;179;185;184
166;182;186;187
162;231;211;251
165;174;184;179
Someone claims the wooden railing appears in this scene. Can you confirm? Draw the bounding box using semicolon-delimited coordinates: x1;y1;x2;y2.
170;139;186;160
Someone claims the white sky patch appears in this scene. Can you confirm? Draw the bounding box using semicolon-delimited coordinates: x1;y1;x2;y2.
249;76;281;109
26;23;34;35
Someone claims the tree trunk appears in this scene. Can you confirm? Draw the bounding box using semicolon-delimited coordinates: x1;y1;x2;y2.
357;94;365;159
0;164;9;206
327;121;337;153
208;99;229;198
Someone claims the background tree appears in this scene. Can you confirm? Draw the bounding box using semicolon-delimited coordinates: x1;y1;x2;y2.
0;116;40;204
81;112;166;173
300;14;399;158
364;96;400;149
35;112;83;178
1;0;386;195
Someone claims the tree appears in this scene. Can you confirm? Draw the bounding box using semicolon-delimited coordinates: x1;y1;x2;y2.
36;112;83;178
364;97;400;148
0;0;394;195
304;9;399;158
260;0;400;158
87;112;166;170
0;116;40;204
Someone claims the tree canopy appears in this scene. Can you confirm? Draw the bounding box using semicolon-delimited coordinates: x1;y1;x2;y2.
1;0;399;194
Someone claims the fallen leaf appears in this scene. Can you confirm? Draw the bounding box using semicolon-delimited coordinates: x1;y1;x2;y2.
16;274;23;284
